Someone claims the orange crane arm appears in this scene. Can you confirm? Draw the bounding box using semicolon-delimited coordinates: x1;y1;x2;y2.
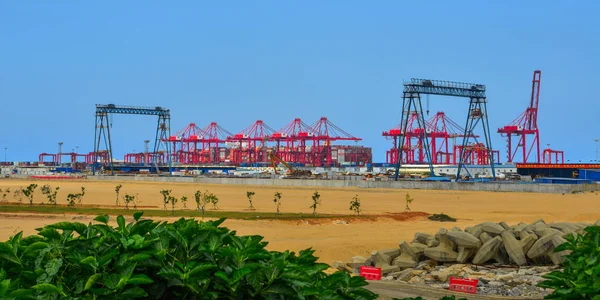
269;152;293;174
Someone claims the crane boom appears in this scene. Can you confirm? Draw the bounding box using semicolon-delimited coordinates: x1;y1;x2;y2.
268;151;293;175
527;70;542;130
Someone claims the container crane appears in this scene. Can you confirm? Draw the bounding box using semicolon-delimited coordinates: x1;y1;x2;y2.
498;71;543;163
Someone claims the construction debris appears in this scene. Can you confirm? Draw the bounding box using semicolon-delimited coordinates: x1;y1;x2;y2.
345;220;588;273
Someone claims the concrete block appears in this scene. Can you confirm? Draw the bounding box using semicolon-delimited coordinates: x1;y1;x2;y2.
450;226;463;232
472;236;503;265
494;243;509;264
548;222;578;232
548;235;569;265
527;233;559;259
519;233;538;254
409;242;427;255
447;231;482;248
501;231;527;266
480;222;504;235
457;247;475;263
371;250;393;267
347;256;366;268
533;223;549;237
400;241;418;261
423;228;458;262
465;226;483;239
479;232;492;244
392;253;417;268
380;263;401;275
379;248;401;260
414;232;434;244
531;218;546;225
499;221;511;230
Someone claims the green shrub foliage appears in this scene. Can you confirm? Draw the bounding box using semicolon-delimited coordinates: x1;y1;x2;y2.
538;225;600;299
0;213;377;299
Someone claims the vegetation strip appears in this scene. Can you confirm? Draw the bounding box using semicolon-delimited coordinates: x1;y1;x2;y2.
0;205;371;221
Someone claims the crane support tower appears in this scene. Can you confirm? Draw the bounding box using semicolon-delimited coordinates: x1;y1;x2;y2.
395;79;495;181
498;70;543;163
93;104;171;175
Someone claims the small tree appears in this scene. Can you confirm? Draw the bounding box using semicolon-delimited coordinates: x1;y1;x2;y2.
22;184;38;206
405;193;414;212
194;190;202;211
115;184;123;207
40;184;60;206
13;188;23;204
124;193;136;210
66;194;78;207
181;195;188;209
66;187;86;207
210;194;219;210
79;186;86;204
350;194;361;216
246;191;255;210
273;191;282;215
199;190;212;218
160;189;171;211
169;195;178;215
310;191;321;215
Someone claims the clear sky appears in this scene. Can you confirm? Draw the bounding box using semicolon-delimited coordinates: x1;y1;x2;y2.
1;1;599;163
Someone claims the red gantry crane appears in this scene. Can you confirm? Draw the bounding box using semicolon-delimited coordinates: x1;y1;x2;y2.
168;123;205;164
308;117;361;167
271;118;315;164
227;120;276;164
382;112;424;165
498;70;547;163
168;122;232;164
427;112;479;164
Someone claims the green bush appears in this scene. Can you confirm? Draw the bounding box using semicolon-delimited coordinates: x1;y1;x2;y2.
0;213;377;299
537;225;600;299
427;213;457;222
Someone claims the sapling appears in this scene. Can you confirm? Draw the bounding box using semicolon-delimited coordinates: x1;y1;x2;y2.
115;184;122;207
310;191;321;215
160;189;171;211
66;194;78;207
181;195;188;209
78;187;86;205
22;184;38;206
405;193;413;212
210;193;219;210
194;190;202;211
273;191;282;215
124;193;136;210
40;184;60;206
169;195;178;215
199;190;212;218
66;187;86;207
246;191;255;210
350;194;361;216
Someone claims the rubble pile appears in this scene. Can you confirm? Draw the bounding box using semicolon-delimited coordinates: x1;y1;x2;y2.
334;219;598;297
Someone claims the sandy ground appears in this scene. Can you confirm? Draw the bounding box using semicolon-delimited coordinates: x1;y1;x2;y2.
0;179;599;264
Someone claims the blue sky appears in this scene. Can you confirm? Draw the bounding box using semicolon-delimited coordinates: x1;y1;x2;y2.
1;1;599;163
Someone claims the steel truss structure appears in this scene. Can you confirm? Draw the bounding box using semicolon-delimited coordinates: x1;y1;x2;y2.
93;104;171;174
394;79;495;180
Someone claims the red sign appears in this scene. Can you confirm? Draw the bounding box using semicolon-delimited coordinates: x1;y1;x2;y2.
516;164;600;169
